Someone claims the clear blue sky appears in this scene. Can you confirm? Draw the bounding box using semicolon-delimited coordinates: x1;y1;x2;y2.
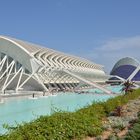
0;0;140;72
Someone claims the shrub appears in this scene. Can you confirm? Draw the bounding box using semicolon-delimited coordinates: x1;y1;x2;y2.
124;114;140;140
0;89;140;140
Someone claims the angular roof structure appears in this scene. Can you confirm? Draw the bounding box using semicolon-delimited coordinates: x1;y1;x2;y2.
0;36;111;94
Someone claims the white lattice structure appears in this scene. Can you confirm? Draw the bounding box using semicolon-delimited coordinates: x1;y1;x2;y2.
0;36;111;94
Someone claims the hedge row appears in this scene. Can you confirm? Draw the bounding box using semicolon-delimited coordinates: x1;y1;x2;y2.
0;89;140;140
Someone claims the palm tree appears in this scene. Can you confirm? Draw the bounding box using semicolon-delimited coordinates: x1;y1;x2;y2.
122;80;134;94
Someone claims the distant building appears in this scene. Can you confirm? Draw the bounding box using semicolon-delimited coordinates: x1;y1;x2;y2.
0;36;109;93
110;57;140;81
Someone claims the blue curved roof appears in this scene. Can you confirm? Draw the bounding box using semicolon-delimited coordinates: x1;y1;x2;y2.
110;57;140;81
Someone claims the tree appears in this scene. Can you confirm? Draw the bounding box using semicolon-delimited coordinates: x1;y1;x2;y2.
122;80;134;94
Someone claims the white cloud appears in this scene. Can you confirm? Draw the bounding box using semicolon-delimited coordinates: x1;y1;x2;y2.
85;36;140;73
98;36;140;51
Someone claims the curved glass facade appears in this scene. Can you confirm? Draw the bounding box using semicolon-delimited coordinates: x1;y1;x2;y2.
110;57;140;81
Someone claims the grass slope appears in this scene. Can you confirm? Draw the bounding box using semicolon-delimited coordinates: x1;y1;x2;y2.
0;89;140;140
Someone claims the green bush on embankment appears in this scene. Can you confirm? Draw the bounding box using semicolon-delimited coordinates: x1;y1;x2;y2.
124;111;140;140
0;89;140;140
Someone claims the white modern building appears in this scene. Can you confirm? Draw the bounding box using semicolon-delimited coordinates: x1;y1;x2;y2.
110;57;140;83
0;36;111;94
